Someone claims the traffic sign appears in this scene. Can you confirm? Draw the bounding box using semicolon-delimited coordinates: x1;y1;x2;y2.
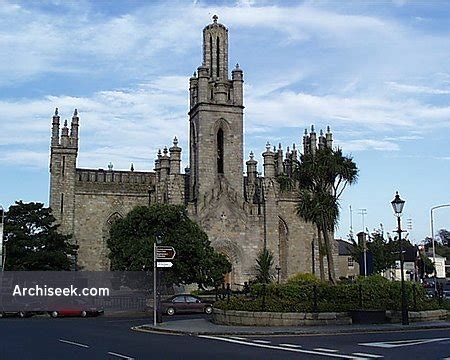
157;261;173;268
156;246;176;260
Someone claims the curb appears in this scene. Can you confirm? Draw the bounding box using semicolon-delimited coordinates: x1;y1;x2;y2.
131;322;450;337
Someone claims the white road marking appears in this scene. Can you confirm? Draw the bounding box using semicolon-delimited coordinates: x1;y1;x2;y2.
199;335;365;359
253;340;272;344
359;337;450;349
59;339;89;348
279;343;302;348
314;348;339;353
107;351;135;359
228;336;247;341
352;353;383;358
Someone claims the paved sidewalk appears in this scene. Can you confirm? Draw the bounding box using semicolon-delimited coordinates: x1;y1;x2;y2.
132;318;450;336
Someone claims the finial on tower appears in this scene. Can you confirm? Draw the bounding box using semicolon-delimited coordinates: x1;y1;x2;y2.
249;151;254;159
173;136;178;146
311;124;315;132
212;14;218;23
163;146;168;155
130;163;134;172
235;63;240;69
73;108;78;116
108;162;113;171
63;119;68;127
265;141;271;151
304;128;308;135
320;129;323;136
54;107;58;116
327;125;331;133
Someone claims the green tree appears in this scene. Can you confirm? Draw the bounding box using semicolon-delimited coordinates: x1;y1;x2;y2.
3;201;78;270
254;248;274;284
350;229;397;274
107;204;231;288
295;147;358;283
438;229;450;247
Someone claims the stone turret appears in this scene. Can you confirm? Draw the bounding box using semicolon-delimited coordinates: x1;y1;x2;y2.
246;151;258;184
262;142;276;178
51;108;60;146
326;126;333;148
70;109;79;148
169;137;181;175
231;63;243;106
302;125;333;154
310;125;317;155
159;147;170;181
275;143;283;175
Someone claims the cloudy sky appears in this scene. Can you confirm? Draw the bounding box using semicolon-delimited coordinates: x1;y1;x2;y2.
1;0;449;242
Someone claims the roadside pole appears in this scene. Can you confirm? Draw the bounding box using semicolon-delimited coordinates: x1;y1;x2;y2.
0;205;4;271
153;241;157;326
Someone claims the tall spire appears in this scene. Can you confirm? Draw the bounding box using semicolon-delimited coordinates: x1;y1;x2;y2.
203;14;229;80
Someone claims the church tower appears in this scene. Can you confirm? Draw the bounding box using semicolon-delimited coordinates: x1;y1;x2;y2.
49;108;78;237
188;15;244;202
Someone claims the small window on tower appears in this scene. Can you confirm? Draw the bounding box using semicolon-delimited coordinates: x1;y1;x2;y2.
217;128;224;174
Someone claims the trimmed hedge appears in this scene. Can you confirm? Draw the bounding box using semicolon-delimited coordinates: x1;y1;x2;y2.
215;275;449;312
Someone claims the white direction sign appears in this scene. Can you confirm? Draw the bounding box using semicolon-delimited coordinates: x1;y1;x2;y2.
157;261;173;268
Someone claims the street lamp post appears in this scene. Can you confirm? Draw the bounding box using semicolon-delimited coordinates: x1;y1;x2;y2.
391;191;409;325
0;205;4;271
430;204;450;291
275;265;281;284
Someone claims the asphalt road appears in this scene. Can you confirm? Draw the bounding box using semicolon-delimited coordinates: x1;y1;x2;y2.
0;315;449;359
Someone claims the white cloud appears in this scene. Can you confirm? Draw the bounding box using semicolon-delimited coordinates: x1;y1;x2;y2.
0;76;190;170
337;139;400;152
387;81;450;95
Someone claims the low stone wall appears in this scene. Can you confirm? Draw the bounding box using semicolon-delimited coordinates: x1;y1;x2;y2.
213;309;450;326
212;309;351;326
386;309;448;323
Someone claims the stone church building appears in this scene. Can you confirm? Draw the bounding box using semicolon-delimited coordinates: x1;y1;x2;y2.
49;16;337;285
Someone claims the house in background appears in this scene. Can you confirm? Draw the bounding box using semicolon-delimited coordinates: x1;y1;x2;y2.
335;238;359;280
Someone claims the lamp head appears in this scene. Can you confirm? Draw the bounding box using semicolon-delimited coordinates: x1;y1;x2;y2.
391;191;405;216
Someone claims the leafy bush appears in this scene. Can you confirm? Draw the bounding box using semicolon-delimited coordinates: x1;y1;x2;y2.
214;275;447;313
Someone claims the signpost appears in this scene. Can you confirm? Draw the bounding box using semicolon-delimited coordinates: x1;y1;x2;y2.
156;246;176;260
157;261;173;268
0;205;4;271
153;244;176;326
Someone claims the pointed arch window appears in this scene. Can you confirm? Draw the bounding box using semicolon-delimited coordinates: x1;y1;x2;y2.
216;36;220;77
217;128;224;174
209;35;213;76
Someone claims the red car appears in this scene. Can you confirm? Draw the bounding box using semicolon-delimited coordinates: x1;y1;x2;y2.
48;299;104;318
161;294;213;316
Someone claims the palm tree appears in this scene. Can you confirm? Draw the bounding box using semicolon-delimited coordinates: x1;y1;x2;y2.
296;147;358;284
254;248;274;284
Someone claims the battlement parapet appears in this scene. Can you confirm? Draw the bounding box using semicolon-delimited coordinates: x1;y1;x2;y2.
75;168;155;194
